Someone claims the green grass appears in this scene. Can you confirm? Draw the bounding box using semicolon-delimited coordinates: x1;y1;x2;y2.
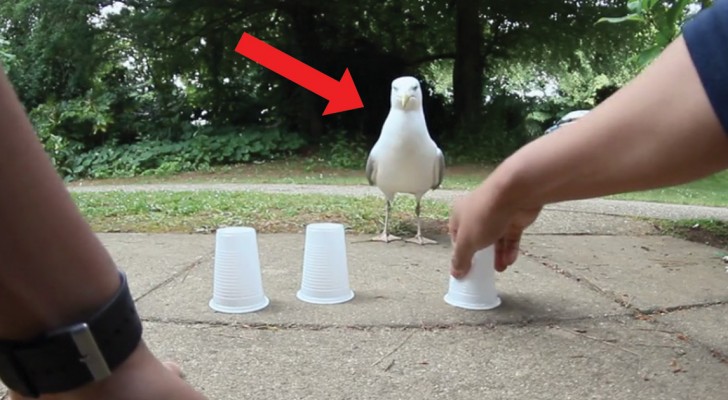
71;189;728;252
67;158;490;191
72;190;451;235
608;171;728;207
68;159;728;207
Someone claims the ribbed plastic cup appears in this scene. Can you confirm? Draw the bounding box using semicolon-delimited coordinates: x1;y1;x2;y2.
444;246;502;310
209;227;270;314
297;223;355;304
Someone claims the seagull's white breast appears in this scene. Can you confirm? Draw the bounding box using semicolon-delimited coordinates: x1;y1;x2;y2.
371;110;440;197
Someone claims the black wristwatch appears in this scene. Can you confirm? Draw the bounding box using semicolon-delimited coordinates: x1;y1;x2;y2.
0;271;143;398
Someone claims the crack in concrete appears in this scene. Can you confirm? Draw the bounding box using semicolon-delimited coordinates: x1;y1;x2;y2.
140;312;631;332
544;207;647;219
635;301;728;316
520;251;728;316
520;250;631;308
133;254;210;303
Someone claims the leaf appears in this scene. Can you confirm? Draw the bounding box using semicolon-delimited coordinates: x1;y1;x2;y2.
642;0;660;11
634;45;664;68
656;28;675;47
596;14;645;24
526;110;552;123
627;0;642;12
666;0;691;26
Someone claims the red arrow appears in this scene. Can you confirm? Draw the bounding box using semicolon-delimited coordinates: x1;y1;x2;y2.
235;33;364;116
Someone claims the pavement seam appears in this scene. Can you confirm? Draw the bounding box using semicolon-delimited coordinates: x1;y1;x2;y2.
635;300;728;316
520;250;633;309
642;314;728;368
521;251;728;318
544;207;651;219
133;254;210;303
139;312;633;331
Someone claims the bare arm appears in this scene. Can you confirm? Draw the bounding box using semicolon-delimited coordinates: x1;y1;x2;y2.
0;68;119;339
450;35;728;277
489;36;728;208
0;67;207;399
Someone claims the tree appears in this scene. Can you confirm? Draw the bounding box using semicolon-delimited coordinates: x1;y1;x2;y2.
453;0;485;138
0;0;651;175
597;0;709;68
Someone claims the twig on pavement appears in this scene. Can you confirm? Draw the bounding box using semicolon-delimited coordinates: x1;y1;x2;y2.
555;326;642;359
371;331;416;367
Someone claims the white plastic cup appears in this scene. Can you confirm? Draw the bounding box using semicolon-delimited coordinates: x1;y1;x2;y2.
297;223;355;304
209;227;270;313
444;246;502;310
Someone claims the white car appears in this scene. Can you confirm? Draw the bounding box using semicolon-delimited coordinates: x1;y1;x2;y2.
544;110;590;134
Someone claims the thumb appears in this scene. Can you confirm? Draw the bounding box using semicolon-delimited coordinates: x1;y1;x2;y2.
450;239;477;279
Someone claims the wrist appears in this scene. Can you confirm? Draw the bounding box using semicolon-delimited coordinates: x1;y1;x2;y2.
478;156;540;212
0;271;143;398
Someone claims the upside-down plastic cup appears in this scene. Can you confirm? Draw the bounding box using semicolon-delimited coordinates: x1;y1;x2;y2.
209;227;270;313
297;223;355;304
444;246;502;310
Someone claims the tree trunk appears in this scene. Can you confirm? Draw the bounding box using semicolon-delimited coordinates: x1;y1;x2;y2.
453;0;484;138
287;4;325;145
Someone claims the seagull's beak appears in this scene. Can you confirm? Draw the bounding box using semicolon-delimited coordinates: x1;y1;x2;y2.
401;96;410;108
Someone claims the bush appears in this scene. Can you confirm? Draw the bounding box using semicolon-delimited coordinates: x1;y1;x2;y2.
318;131;371;169
63;128;306;180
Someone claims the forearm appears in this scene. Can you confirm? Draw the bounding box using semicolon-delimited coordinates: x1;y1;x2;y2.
0;67;119;339
488;36;728;208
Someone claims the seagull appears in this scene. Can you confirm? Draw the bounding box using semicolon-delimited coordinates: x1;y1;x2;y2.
365;76;445;245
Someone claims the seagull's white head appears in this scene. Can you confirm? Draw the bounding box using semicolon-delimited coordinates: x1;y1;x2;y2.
390;76;423;111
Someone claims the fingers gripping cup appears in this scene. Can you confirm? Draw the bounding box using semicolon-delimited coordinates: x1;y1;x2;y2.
209;227;270;314
297;223;355;304
444;246;502;310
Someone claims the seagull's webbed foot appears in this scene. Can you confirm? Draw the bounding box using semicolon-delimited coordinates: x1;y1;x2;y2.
371;232;402;243
406;198;437;245
405;234;437;245
371;198;400;243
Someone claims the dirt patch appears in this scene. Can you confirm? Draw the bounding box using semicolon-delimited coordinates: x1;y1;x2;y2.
653;219;728;252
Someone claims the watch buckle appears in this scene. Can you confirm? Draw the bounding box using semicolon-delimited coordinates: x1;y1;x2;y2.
69;323;111;381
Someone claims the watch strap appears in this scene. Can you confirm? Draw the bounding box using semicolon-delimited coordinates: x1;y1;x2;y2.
0;271;142;398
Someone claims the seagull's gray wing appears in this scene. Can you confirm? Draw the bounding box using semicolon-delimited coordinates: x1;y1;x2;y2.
365;153;377;186
431;149;445;190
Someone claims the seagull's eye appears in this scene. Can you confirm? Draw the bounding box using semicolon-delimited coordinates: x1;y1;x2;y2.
392;86;398;91
412;85;418;90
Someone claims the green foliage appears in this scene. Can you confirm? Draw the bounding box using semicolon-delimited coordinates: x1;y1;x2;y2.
597;0;704;68
65;129;306;180
318;132;370;170
503;49;636;128
0;37;16;71
443;93;539;164
0;0;654;177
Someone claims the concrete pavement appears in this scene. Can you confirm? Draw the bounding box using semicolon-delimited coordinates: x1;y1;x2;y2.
3;182;728;398
4;229;723;399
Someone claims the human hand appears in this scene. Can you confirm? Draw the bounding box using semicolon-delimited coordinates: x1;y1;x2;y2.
448;186;542;278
